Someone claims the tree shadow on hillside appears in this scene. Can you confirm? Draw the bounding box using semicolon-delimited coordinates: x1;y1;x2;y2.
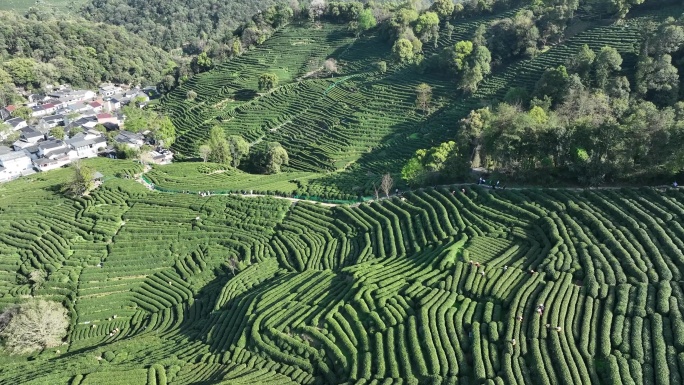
234;89;258;101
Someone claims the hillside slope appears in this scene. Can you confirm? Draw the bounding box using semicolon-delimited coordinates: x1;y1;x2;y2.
159;7;668;198
0;158;683;384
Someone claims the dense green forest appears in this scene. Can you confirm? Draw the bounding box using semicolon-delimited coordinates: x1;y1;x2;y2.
81;0;281;51
0;11;175;105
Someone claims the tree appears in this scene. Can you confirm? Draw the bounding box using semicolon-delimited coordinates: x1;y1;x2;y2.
636;53;679;106
534;65;570;104
199;144;211;162
69;126;83;138
186;90;198;101
64;161;95;197
207;126;231;164
50;127;65;140
594;46;622;90
11;107;32;122
401;156;426;186
460;46;491;93
324;58;338;77
611;0;644;19
3;58;38;87
228;257;239;276
121;105;150;133
28;270;46;291
567;44;596;82
258;73;278;91
449;41;474;71
393;38;415;63
355;9;377;36
651;24;684;55
0;299;69;355
431;0;455;19
376;61;387;74
309;0;326;22
415;11;440;44
191;52;213;74
152;117;176;148
259;142;289;174
227;135;250;168
415;83;433;114
401;141;462;186
380;173;394;198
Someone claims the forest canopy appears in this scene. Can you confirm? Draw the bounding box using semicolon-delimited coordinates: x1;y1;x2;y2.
0;11;174;93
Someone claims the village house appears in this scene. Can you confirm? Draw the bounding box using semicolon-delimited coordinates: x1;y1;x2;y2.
89;101;104;114
149;148;174;165
96;113;118;125
0;147;34;182
14;127;44;148
28;94;49;104
105;98;121;112
5;117;28;132
65;132;107;159
33;156;71;172
114;130;145;150
38;140;71;159
30;103;59;118
99;83;123;97
47;89;96;106
66;101;94;115
0;105;16;121
37;115;65;133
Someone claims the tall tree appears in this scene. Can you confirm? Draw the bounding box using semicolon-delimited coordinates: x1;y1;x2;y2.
152;117;176;148
64;161;96;197
393;38;416;63
199;144;211;162
415;83;433;114
415;11;440;45
227;135;250;168
593;46;623;90
258;73;279;91
431;0;455;19
380;173;394;197
567;44;596;82
264;142;289;174
354;9;377;36
207;126;231;164
460;46;492;93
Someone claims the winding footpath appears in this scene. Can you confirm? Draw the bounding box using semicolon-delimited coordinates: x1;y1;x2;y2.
133;165;678;207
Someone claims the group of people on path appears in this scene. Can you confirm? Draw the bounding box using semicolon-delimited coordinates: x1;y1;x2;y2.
478;177;505;190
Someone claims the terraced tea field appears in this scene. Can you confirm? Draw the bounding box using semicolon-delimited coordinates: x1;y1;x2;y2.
160;8;673;198
2;158;684;384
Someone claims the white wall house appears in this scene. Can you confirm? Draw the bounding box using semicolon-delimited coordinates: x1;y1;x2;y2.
0;149;33;182
66;133;107;159
33;156;71;172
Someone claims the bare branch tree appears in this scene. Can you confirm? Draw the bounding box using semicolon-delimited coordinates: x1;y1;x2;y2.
373;183;379;201
0;299;69;355
324;58;338;77
228;257;239;276
415;83;433;115
28;270;46;291
381;173;394;198
308;0;326;22
199;144;211;163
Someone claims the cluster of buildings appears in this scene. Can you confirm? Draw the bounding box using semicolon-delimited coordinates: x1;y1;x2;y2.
0;84;173;183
